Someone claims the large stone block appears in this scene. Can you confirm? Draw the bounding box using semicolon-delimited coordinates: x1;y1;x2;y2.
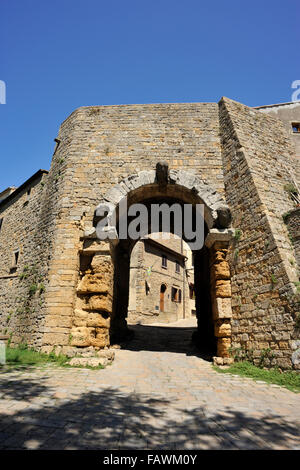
73;309;88;327
90;329;110;348
71;327;91;347
77;273;112;294
86;312;110;328
214;280;232;298
91;255;114;274
45;315;72;328
88;294;112;312
210;261;230;280
214;321;232;338
212;297;233;320
43;332;69;346
217;337;231;357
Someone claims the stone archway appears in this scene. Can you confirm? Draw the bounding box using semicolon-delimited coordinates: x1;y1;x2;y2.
72;164;234;362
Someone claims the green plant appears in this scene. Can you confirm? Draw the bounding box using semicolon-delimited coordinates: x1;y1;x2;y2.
234;228;242;241
213;361;300;393
282;211;292;223
229;346;254;363
284;183;298;196
19;265;30;280
294;282;300;294
1;346;105;370
271;274;277;287
89;108;100;116
28;284;38;296
234;249;239;261
7;332;13;347
258;348;274;368
284;183;300;204
39;283;45;294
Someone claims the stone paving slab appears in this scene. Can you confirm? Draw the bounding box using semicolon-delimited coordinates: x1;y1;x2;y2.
0;318;299;450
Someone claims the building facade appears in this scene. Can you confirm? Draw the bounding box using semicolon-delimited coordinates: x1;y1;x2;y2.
128;234;195;324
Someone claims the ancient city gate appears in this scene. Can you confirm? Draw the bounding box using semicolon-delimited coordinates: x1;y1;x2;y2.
2;99;298;369
72;165;234;358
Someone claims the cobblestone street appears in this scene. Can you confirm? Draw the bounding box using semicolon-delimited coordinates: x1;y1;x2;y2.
0;318;299;450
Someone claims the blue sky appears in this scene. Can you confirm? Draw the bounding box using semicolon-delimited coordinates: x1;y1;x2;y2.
0;0;299;190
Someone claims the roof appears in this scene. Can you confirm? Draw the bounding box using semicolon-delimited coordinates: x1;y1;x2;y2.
254;101;300;110
143;236;187;260
0;169;48;210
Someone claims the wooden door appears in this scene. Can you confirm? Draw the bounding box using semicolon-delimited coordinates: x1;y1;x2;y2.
160;284;166;312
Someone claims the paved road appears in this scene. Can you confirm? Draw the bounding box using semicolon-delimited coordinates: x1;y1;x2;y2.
0;318;299;450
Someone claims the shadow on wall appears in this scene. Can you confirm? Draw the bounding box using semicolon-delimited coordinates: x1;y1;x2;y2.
0;375;298;449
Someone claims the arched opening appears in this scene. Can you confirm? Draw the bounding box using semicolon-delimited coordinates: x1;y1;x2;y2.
82;166;233;360
107;188;217;356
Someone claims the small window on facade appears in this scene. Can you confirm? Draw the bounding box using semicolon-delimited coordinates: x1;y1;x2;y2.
0;218;3;232
292;123;300;133
23;187;32;206
10;250;20;272
162;255;167;268
171;287;178;301
145;280;150;295
189;283;195;299
175;261;180;273
14;250;19;266
172;287;181;302
171;287;182;303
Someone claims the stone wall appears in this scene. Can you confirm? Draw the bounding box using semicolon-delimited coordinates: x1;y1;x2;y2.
219;97;299;369
0;170;56;348
284;207;300;270
256;102;300;187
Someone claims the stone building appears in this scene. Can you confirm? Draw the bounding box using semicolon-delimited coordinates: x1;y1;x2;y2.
0;97;299;368
128;234;194;324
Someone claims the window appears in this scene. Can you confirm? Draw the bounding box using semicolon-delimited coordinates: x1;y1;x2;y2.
13;250;19;266
162;255;167;269
292;123;300;133
24;187;32;206
189;283;195;300
175;261;180;273
171;287;181;303
0;218;3;232
10;249;20;272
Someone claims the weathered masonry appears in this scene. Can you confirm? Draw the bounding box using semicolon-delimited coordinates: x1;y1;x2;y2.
0;98;299;369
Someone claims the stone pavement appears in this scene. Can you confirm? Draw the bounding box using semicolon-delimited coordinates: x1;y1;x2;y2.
0;317;299;450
